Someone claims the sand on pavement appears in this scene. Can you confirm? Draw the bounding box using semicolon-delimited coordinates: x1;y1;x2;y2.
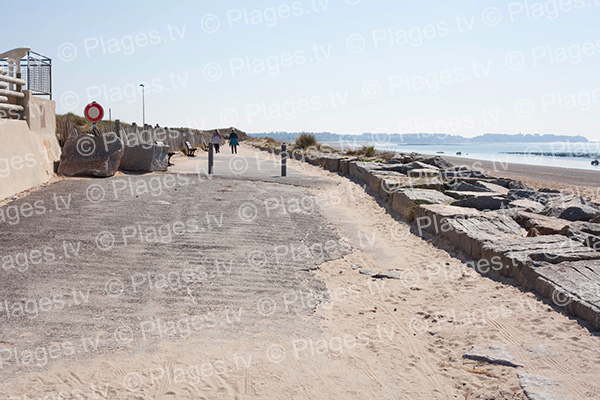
1;146;600;399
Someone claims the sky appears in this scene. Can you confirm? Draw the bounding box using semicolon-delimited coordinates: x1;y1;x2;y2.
4;0;600;138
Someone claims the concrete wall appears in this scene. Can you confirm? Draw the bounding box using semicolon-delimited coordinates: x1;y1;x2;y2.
24;91;61;165
0;93;60;201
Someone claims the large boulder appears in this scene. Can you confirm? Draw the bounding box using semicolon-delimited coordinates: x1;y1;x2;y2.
421;156;453;169
507;180;534;191
58;133;124;177
389;154;412;164
559;220;600;250
561;225;600;251
120;143;170;172
542;194;600;221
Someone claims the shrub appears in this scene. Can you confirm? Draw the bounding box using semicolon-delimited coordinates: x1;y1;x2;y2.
348;145;376;157
378;150;396;160
295;133;318;149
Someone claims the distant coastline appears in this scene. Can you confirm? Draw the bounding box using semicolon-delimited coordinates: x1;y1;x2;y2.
249;131;590;144
250;131;600;171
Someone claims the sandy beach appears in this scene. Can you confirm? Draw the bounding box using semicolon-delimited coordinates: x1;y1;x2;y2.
443;155;600;198
1;146;599;399
4;2;600;398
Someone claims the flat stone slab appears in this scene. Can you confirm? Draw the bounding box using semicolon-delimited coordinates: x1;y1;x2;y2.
510;199;545;214
442;215;523;259
449;181;494;193
529;260;600;330
475;180;510;195
414;204;523;259
348;161;384;182
518;373;568;400
359;269;377;276
391;189;454;219
366;170;406;194
481;235;600;284
514;211;571;235
400;161;439;174
407;168;440;178
568;220;600;236
445;190;505;200
452;195;509;211
508;190;559;205
319;155;343;172
441;166;493;179
463;344;522;367
372;270;402;280
415;204;484;220
379;176;445;196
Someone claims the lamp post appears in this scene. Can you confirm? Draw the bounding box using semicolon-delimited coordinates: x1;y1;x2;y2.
139;83;145;127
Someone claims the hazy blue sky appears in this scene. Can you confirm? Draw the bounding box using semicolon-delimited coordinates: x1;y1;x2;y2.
5;0;600;138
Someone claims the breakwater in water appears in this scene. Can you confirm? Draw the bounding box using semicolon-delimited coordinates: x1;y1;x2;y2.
501;151;600;158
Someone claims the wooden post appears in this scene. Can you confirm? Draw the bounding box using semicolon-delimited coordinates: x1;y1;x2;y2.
209;142;214;174
281;143;287;177
114;119;121;139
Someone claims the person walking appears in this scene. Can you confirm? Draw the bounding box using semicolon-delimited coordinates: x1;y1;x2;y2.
229;130;239;154
211;130;223;154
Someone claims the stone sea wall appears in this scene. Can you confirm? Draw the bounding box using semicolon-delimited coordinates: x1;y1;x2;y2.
256;144;600;331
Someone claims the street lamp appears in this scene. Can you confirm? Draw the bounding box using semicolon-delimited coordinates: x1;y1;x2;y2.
139;83;145;127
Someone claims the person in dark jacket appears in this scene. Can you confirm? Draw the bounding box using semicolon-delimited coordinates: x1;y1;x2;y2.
229;131;239;154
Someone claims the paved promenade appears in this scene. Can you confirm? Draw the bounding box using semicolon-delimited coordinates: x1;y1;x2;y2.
2;146;600;399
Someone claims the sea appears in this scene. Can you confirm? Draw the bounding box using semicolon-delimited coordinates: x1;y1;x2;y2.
322;140;600;172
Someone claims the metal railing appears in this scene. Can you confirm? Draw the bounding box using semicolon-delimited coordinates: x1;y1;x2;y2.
23;51;52;98
0;47;52;119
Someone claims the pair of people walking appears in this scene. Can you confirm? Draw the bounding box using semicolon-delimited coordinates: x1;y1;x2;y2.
211;130;239;154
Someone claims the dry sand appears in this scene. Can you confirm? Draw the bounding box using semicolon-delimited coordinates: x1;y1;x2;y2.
2;147;600;399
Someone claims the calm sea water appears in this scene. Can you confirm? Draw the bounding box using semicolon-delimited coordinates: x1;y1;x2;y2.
323;140;600;172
